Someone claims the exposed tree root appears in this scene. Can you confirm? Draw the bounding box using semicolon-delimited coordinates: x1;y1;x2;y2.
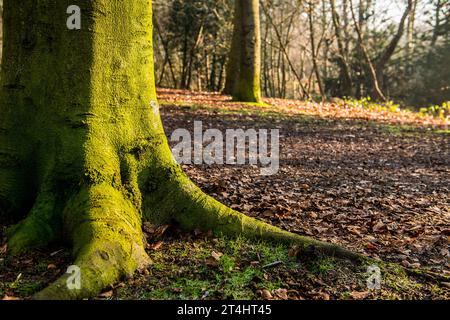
30;184;149;300
34;236;148;300
7;191;59;255
404;267;450;284
143;166;364;262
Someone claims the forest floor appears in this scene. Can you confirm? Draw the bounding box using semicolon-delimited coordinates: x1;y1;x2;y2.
1;89;449;300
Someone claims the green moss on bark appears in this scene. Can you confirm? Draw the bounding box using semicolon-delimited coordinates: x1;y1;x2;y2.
1;0;155;299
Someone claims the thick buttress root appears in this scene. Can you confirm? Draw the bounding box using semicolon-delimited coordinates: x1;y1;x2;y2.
8;183;149;300
176;187;363;261
6;191;59;255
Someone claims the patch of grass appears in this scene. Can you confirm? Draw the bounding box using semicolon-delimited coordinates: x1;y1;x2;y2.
1;273;43;297
141;287;177;300
115;236;303;300
35;261;51;273
308;257;336;275
227;235;247;256
381;263;421;294
219;255;235;273
252;242;286;264
10;281;42;297
378;124;421;136
170;278;211;300
221;267;261;299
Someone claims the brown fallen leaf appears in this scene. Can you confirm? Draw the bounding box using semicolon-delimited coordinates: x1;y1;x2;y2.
153;224;171;238
348;226;362;236
47;264;57;270
261;289;273;300
273;288;288;300
2;295;21;300
401;260;411;268
262;209;275;218
0;244;7;254
314;292;330;300
373;221;385;232
149;241;164;251
288;246;298;258
205;257;217;268
349;291;369;300
142;222;156;234
205;251;223;267
287;289;300;299
99;290;113;298
211;251;223;261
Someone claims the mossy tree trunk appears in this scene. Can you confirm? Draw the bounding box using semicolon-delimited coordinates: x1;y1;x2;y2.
0;0;360;300
225;0;263;103
223;0;242;95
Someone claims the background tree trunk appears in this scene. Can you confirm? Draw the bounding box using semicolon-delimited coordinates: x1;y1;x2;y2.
330;0;353;97
374;0;413;96
224;0;242;95
228;0;263;103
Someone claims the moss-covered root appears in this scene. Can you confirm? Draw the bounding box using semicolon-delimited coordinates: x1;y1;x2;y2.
34;184;150;300
144;171;364;262
6;191;59;255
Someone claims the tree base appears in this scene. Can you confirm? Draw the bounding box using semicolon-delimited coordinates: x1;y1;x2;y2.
5;163;363;300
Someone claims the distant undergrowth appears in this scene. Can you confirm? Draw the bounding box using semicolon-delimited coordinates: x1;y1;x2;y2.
344;97;450;121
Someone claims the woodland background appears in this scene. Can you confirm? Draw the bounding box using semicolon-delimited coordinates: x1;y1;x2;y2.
151;0;449;109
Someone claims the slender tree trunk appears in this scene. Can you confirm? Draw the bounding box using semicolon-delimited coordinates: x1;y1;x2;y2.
262;15;270;97
308;2;325;100
217;55;226;91
374;0;413;93
261;1;309;99
209;54;217;91
181;34;189;89
154;20;178;88
330;0;354;97
405;0;417;75
350;0;387;101
431;0;443;46
0;0;360;300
